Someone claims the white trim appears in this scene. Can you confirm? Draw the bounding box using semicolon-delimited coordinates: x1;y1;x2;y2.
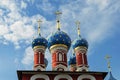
54;64;68;71
34;65;45;71
76;66;89;71
82;53;84;64
30;74;49;80
51;46;67;53
38;52;41;64
54;74;73;80
77;74;96;80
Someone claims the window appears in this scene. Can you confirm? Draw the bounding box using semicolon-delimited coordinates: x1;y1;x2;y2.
58;52;63;61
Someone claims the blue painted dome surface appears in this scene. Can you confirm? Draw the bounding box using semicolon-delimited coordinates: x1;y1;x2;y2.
72;37;88;49
68;54;76;65
32;36;48;49
44;58;48;67
47;30;71;49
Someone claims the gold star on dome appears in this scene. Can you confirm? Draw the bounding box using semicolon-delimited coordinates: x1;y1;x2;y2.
59;35;62;38
68;41;71;43
56;39;59;41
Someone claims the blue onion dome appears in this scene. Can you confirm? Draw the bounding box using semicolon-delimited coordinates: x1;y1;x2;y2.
68;54;76;65
44;58;48;67
72;21;88;49
32;35;48;49
72;36;88;49
32;19;48;50
47;30;71;50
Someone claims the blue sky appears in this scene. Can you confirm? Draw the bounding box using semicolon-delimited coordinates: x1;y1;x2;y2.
0;0;120;80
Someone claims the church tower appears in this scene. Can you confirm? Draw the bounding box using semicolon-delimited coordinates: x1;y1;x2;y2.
17;11;108;80
47;11;71;71
32;20;48;71
72;21;89;71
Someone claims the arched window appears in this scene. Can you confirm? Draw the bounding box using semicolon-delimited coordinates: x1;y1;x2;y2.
30;74;49;80
58;53;63;61
54;74;72;80
58;52;63;61
77;74;96;80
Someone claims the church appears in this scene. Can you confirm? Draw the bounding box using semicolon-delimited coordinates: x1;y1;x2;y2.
17;11;116;80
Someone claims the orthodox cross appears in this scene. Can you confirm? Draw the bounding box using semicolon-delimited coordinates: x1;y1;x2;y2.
55;11;62;30
105;55;112;72
75;21;80;36
37;19;42;36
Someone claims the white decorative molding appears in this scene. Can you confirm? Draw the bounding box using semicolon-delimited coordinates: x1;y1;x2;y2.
51;46;67;53
30;74;49;80
34;65;45;71
34;48;45;53
77;66;89;71
54;64;68;71
77;74;96;80
54;74;73;80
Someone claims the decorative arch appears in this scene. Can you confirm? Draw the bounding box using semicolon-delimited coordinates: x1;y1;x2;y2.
30;74;49;80
54;74;73;80
77;74;96;80
55;64;67;71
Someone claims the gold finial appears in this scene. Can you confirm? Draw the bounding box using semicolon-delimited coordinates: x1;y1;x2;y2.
75;21;80;36
37;19;42;36
55;11;62;30
105;55;112;72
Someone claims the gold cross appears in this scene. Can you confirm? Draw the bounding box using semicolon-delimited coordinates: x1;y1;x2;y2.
55;11;62;21
75;21;80;36
37;19;42;35
105;55;112;71
55;11;62;30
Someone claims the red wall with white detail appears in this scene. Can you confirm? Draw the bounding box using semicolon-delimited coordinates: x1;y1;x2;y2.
51;49;67;70
34;51;44;67
21;73;105;80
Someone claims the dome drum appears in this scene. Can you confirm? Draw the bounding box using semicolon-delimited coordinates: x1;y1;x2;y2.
33;46;46;51
74;46;88;53
50;44;68;53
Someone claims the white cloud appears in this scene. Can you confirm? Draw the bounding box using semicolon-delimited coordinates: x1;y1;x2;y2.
0;25;9;35
21;1;27;9
58;0;119;55
36;0;55;14
86;0;109;10
21;46;34;65
0;0;119;69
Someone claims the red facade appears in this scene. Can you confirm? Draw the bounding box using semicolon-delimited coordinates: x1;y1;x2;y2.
17;71;107;80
